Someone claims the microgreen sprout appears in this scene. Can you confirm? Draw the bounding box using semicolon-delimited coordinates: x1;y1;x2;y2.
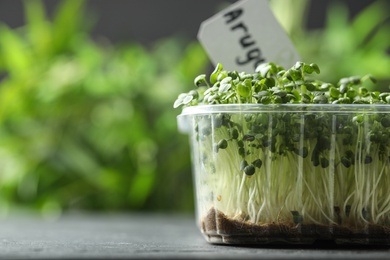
176;61;390;237
175;61;389;107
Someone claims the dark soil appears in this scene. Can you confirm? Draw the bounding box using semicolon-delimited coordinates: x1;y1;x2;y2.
201;208;390;245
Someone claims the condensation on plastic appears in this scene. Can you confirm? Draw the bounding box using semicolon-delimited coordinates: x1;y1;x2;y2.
178;104;390;245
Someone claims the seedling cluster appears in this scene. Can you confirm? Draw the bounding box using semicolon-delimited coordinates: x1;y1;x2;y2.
174;61;388;108
176;62;390;231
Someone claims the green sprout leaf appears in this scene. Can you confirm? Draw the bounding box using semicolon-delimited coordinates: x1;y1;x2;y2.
194;74;207;87
309;63;320;74
210;63;223;84
237;82;251;98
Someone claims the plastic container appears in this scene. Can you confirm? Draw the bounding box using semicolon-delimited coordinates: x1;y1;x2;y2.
177;104;390;245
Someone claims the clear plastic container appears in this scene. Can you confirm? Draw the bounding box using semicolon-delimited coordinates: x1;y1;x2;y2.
177;104;390;245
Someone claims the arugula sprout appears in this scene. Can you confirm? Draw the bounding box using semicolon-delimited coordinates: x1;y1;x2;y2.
176;61;390;239
174;61;385;108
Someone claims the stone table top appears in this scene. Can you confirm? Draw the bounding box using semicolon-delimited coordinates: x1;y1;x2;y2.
0;212;390;259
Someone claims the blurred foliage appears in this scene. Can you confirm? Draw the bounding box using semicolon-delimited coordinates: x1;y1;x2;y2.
0;0;209;216
1;0;390;216
270;0;390;91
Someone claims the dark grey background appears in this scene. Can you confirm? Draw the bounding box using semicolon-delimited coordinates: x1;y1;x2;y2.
0;0;378;45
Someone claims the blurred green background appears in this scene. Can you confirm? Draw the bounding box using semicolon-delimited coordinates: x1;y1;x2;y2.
0;0;389;217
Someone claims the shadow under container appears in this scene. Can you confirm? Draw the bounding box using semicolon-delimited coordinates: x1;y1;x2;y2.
177;104;390;245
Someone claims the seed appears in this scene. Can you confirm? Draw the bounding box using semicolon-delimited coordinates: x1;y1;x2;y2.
345;150;354;158
320;158;329;168
238;147;245;157
243;134;255;141
270;143;276;153
300;147;309;158
252;159;262;168
364;155;372;164
362;208;370;221
311;149;320;167
345;205;351;217
222;114;231;127
231;128;239;139
317;136;330;151
341;156;351;168
217;139;228;149
291;211;303;224
240;160;248;171
369;133;378;142
213;114;223;128
381;117;390;128
244;164;255;176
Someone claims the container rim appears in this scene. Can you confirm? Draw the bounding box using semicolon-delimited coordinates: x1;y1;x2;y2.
178;104;390;116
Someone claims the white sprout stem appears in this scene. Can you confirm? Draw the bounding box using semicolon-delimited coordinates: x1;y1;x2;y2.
197;111;390;231
353;125;367;225
302;174;337;224
369;151;385;223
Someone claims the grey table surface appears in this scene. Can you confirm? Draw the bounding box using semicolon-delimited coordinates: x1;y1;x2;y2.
1;212;390;259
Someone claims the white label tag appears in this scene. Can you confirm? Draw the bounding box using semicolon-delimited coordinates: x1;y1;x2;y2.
197;0;300;72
